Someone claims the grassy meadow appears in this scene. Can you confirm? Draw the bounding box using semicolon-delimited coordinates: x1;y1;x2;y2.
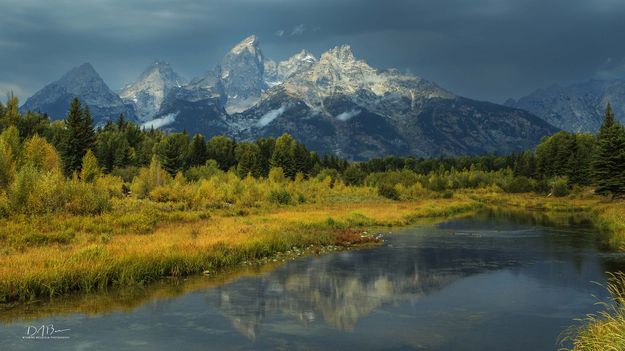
0;178;482;303
2;99;625;349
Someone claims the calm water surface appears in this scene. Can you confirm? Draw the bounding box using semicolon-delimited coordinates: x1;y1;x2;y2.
2;210;624;350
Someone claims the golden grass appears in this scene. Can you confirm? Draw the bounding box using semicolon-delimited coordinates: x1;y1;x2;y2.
0;262;284;324
561;273;625;351
0;197;480;303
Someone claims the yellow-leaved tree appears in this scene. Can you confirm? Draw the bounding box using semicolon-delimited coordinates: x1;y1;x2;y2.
22;135;62;174
80;149;100;183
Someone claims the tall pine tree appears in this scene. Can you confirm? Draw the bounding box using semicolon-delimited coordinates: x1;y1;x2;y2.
61;98;95;175
271;134;295;179
235;142;262;178
157;134;189;176
593;103;625;197
188;134;208;167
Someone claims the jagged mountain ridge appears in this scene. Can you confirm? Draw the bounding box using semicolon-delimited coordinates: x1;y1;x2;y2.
21;63;135;124
505;79;625;132
154;37;557;158
21;35;559;158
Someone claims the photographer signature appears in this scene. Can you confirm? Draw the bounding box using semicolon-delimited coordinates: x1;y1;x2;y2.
23;324;70;339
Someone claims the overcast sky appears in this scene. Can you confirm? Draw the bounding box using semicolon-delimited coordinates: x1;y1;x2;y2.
2;0;625;104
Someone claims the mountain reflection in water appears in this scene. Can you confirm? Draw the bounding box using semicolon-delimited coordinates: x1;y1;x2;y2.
2;209;624;351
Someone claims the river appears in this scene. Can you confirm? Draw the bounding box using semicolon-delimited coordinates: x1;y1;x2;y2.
2;209;623;350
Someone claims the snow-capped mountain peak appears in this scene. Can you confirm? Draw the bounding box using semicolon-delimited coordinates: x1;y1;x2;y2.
120;60;186;121
277;44;453;112
229;35;260;56
220;35;267;113
24;35;557;160
321;44;356;63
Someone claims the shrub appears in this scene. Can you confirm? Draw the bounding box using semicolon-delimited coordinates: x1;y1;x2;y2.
238;175;266;207
442;190;454;199
0;140;15;190
185;160;221;181
8;165;38;213
28;170;67;214
65;178;111;215
111;166;140;183
268;188;291;205
378;184;400;200
395;182;428;200
0;191;9;218
502;176;535;193
94;175;124;198
365;170;420;188
268;167;286;184
342;165;366;186
80;149;101;182
426;173;448;192
194;177;227;208
550;177;570;197
130;156;171;198
22;135;61;174
534;178;551;194
316;168;339;186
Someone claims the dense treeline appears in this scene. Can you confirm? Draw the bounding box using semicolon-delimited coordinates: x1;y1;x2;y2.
1;95;624;218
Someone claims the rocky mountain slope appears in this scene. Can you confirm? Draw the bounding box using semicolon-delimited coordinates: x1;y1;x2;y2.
21;63;135;124
119;61;186;122
156;37;557;158
21;36;559;158
505;80;625;132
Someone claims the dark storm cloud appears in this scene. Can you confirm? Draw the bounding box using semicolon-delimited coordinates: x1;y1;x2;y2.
2;0;625;103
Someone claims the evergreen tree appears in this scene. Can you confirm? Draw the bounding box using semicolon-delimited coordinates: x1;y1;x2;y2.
206;135;236;171
95;128;133;173
157;134;189;176
342;164;366;185
566;134;594;185
271;134;296;179
116;113;127;130
0;100;5;120
235;142;262;178
256;137;276;177
188;134;208;167
293;142;313;177
61;98;95;174
593;103;625;197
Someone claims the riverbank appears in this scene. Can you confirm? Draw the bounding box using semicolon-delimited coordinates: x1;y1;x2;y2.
0;197;480;303
2;189;625;305
2;190;625;350
470;192;625;351
471;192;625;251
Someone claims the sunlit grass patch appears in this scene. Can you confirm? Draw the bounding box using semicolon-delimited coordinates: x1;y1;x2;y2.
561;272;625;351
0;198;477;303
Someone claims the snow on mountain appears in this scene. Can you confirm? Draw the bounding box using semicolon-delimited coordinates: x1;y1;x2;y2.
23;35;558;159
279;44;455;115
219;35;267;113
120;61;186;122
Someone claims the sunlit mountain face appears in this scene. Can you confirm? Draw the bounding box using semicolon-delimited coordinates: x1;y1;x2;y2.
21;34;557;159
